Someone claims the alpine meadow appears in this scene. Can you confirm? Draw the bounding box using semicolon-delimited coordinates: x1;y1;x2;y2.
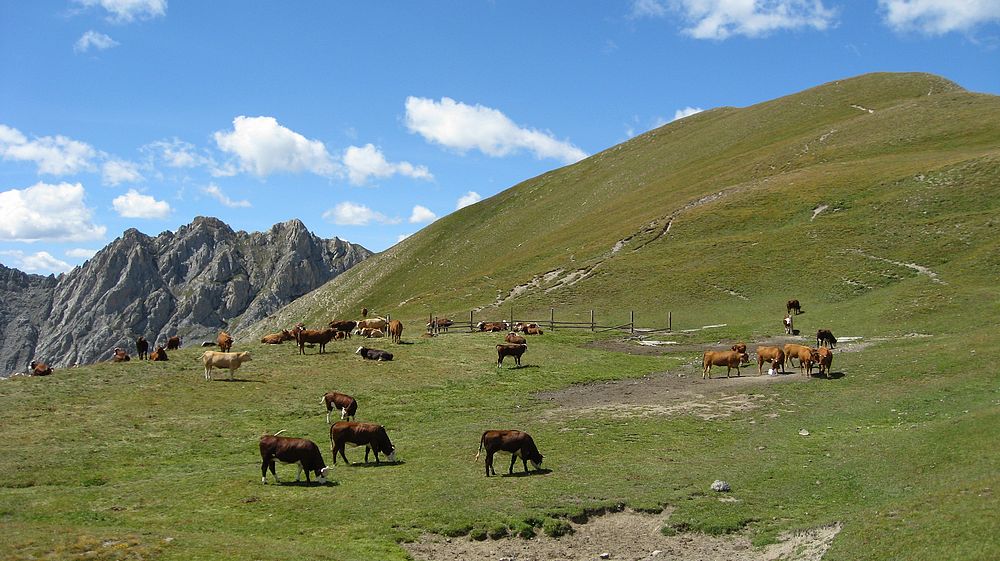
2;73;999;561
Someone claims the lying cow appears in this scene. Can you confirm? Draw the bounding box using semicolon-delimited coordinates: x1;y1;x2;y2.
497;343;527;367
357;317;387;332
28;361;52;376
111;348;131;362
360;328;384;338
816;329;837;348
755;346;785;375
356;346;393;361
202;350;252;381
322;391;358;424
525;326;544;335
150;345;169;361
513;322;537;333
504;332;527;345
477;321;508;332
329;421;396;465
476;429;544;476
259;432;329;484
261;330;294;344
816;347;834;378
702;350;748;379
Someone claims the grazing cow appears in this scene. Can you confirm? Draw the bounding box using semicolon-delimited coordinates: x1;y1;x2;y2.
261;330;294;344
135;336;149;360
329;421;396;465
217;331;233;352
476;430;544;477
292;327;336;354
702;350;748;379
504;332;527;345
427;318;454;332
791;346;820;376
322;392;358;424
166;336;181;350
787;299;802;315
497;343;528;367
202;350;252;381
112;348;131;362
28;361;52;376
784;315;794;335
816;329;837;348
816;347;834;378
149;345;169;361
357;317;387;332
328;320;357;337
355;346;393;361
756;346;785;375
259;433;329;485
387;320;403;344
525;326;544;335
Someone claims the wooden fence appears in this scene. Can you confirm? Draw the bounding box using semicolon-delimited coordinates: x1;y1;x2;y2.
424;309;674;335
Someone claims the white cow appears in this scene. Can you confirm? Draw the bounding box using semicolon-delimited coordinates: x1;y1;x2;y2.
202;351;252;381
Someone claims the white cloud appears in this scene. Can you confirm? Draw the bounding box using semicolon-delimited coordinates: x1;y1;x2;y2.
202;183;251;208
879;0;1000;34
0;124;97;175
342;144;433;185
405;97;588;164
213;116;338;177
112;189;171;218
673;106;704;121
633;0;837;39
322;202;400;226
66;248;98;259
0;182;106;242
102;159;144;185
144;138;203;168
456;191;482;210
75;0;167;23
0;250;73;274
409;205;437;224
74;30;120;53
396;233;412;243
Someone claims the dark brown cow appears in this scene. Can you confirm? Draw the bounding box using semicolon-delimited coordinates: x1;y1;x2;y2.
513;322;537;333
259;432;329;484
702;350;748;379
816;329;837;348
150;345;168;361
328;320;357;337
322;392;358;424
28;361;52;376
497;343;527;367
476;430;544;476
816;347;834;378
292;326;336;354
135;336;149;360
261;330;294;344
477;321;508;332
387;320;403;344
166;335;181;350
756;346;785;375
329;421;396;465
217;331;233;352
427;318;454;332
787;299;802;315
111;348;131;362
504;332;527;345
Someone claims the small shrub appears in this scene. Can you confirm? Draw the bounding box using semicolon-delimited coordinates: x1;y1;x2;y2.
512;521;536;539
469;527;488;541
487;523;509;539
441;523;473;538
542;518;574;538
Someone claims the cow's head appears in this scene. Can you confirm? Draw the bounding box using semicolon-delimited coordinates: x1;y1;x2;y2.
239;352;252;362
386;446;397;463
529;451;543;470
315;465;330;484
355;346;365;355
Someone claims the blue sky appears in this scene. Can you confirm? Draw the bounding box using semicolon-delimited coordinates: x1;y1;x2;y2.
2;0;999;274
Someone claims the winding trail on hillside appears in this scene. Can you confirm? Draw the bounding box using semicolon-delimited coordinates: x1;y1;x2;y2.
843;249;946;284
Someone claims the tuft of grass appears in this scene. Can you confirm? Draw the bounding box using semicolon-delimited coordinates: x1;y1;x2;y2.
542;518;574;538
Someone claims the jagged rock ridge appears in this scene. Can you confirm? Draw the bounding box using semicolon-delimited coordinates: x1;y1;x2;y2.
0;217;372;371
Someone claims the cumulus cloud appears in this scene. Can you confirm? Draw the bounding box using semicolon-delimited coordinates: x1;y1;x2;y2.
879;0;1000;34
342;144;433;185
405;97;588;164
0;124;97;175
75;0;167;23
143;138;204;168
112;189;171;218
66;248;98;259
202;183;251;208
456;191;482;210
0;182;106;242
74;30;119;53
632;0;837;39
322;201;400;226
214;116;338;177
0;250;73;274
102;159;144;185
409;205;437;224
673;106;705;121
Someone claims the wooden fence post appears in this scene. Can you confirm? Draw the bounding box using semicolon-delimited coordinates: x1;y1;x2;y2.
591;310;595;331
510;306;514;329
630;310;634;334
470;310;474;331
668;311;672;332
550;308;554;331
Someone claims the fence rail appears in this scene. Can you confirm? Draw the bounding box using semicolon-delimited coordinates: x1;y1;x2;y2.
424;309;675;335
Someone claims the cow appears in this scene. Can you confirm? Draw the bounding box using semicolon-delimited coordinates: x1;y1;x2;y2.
355;346;393;361
791;346;820;376
166;335;181;350
387;320;403;344
784;315;794;335
513;322;537;333
259;432;329;485
477;321;508;332
702;350;749;379
135;336;149;360
504;332;527;345
426;318;454;332
783;343;812;367
357;317;387;332
756;346;785;375
111;348;131;362
292;327;336;354
497;343;527;367
329;421;396;465
202;350;252;381
731;342;748;363
149;345;169;361
328;320;357;337
200;341;215;347
361;307;368;318
217;331;233;352
334;330;348;340
816;347;834;378
261;329;294;344
816;329;837;348
525;326;544;335
321;392;358;424
361;328;385;338
28;361;52;376
787;299;802;315
476;430;544;477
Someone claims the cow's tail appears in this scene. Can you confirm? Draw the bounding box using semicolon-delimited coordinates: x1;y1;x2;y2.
272;429;286;437
475;432;485;461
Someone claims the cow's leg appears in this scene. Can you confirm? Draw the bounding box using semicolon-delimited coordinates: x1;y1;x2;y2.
508;453;518;475
326;408;331;424
340;407;347;421
522;456;530;473
261;458;269;484
295;462;303;481
758;357;764;376
229;367;235;381
486;452;495;476
338;443;350;465
497;354;503;368
364;446;371;464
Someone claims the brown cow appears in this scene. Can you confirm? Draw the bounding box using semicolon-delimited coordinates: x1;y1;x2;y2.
150;345;168;361
357;318;387;332
702;350;748;379
261;330;294;344
477;321;508;332
816;347;834;378
259;432;329;485
731;342;747;354
756;346;785;375
322;392;358;424
217;331;233;352
525;326;544;335
513;322;537;333
111;348;131;362
476;430;544;476
497;343;527;367
387;320;403;344
791;346;820;376
504;332;527;345
135;336;149;360
28;361;52;376
427;318;454;332
328;320;357;337
787;299;802;315
166;335;181;350
292;326;336;354
329;421;396;465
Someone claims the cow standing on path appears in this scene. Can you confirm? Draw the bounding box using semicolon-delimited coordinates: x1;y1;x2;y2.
702;350;748;379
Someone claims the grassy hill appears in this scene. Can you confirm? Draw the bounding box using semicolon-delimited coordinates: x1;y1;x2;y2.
2;72;999;560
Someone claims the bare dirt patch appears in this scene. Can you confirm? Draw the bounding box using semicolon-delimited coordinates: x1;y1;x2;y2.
404;509;842;561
